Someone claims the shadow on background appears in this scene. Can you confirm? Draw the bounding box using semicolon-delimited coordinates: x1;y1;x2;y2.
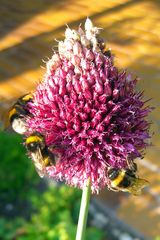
0;0;160;238
0;0;70;39
0;0;152;83
0;16;141;82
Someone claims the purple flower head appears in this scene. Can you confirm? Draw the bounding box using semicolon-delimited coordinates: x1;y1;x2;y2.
26;19;151;193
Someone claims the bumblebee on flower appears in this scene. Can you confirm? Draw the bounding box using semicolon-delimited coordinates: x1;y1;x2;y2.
9;18;151;194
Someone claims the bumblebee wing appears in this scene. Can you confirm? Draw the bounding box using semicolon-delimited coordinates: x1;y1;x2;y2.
0;100;12;130
3;113;10;131
48;146;59;164
128;178;149;196
30;148;47;178
0;106;10;131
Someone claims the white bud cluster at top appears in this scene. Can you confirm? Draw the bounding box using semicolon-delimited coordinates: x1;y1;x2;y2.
46;18;105;75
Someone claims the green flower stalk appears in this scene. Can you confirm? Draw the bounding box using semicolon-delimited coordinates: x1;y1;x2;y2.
76;179;91;240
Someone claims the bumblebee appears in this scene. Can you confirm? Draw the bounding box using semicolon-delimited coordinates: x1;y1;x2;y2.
8;93;33;134
25;133;56;178
108;167;148;195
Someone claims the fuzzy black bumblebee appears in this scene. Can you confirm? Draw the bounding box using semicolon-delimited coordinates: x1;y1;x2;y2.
25;133;56;177
8;93;33;134
108;167;148;195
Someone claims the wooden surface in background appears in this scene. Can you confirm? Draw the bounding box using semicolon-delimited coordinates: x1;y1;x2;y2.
0;0;160;238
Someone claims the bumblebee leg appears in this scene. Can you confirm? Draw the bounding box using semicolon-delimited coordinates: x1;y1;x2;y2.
108;185;119;192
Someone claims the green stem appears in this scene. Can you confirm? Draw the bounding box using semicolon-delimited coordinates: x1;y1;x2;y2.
76;179;91;240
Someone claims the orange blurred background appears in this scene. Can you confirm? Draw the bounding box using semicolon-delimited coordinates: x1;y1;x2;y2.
0;0;160;238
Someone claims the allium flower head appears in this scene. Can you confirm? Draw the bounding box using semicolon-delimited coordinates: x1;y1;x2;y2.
26;18;151;193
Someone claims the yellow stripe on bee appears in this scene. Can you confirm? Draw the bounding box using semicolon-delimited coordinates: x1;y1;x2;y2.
44;157;50;166
8;108;17;119
22;93;32;102
111;170;126;187
26;135;43;144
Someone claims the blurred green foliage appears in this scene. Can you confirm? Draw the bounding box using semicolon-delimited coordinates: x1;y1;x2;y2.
0;185;104;240
0;132;38;203
0;132;104;240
